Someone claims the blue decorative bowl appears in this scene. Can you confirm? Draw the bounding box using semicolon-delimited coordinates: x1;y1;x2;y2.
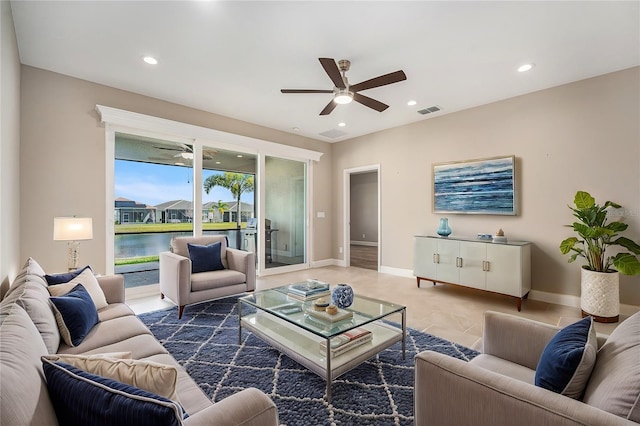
331;283;354;308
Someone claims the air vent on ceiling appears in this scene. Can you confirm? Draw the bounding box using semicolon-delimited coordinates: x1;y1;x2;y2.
319;129;348;139
417;105;441;115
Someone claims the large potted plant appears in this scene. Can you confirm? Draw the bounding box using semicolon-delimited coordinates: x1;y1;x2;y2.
560;191;640;322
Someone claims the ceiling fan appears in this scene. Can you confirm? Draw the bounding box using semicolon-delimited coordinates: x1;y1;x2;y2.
153;144;217;160
281;58;407;115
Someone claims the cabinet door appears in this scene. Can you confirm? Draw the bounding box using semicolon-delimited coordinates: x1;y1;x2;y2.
458;241;487;289
413;237;438;279
486;244;521;296
436;239;460;284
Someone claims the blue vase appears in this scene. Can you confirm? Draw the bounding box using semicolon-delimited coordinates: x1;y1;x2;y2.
331;283;354;308
437;218;452;237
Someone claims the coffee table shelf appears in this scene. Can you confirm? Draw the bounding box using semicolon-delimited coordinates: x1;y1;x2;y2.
238;286;406;402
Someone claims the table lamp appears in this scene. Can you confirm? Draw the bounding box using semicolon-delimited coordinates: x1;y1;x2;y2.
53;217;93;271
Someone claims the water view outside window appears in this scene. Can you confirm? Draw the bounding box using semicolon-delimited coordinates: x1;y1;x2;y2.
114;158;254;287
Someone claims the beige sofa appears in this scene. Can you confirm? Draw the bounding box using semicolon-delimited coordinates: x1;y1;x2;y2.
0;258;277;425
415;310;639;425
160;235;255;318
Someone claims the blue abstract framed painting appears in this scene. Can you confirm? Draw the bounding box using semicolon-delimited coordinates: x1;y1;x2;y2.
433;155;517;215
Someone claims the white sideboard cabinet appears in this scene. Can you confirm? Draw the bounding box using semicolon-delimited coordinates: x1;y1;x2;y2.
413;235;531;311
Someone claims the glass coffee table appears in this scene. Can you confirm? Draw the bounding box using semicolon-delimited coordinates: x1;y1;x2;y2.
238;285;406;402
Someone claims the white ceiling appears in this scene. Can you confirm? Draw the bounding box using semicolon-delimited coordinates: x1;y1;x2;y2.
10;1;640;143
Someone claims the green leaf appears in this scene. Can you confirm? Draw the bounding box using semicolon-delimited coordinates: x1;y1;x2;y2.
612;253;640;275
606;221;628;233
615;237;640;255
574;191;595;210
560;237;578;254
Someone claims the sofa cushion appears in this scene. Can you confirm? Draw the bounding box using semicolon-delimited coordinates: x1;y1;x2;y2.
535;316;596;399
3;257;47;300
583;311;640;421
188;242;225;273
44;353;179;400
4;280;61;354
45;264;92;285
0;304;58;426
42;358;184;426
50;284;99;346
48;268;108;310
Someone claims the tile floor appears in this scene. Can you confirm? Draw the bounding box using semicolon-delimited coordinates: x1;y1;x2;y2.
127;265;628;350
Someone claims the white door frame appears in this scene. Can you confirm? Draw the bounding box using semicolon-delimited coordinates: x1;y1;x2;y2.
343;164;381;270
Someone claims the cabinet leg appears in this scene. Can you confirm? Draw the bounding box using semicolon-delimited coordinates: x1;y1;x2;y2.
516;298;522;312
416;277;421;287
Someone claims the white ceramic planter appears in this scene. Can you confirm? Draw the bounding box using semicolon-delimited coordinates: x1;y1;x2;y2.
581;268;619;323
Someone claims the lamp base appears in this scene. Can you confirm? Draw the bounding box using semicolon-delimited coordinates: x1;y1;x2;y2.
67;241;80;271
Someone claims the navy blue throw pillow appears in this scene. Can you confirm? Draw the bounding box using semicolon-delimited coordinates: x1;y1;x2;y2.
42;359;184;426
49;284;99;346
187;242;225;273
45;265;92;285
535;316;597;398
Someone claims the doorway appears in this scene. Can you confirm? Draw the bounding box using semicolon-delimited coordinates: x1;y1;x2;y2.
344;165;380;271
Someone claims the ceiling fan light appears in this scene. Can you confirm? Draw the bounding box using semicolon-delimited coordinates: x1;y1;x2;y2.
334;92;353;104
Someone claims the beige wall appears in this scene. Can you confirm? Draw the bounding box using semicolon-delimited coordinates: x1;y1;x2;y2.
333;67;640;306
19;66;333;274
14;59;640;306
1;1;21;289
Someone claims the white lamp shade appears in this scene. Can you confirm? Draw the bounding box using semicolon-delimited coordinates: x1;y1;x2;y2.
53;217;93;241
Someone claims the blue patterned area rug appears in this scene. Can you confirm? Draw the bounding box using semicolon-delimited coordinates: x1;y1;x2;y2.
138;296;478;426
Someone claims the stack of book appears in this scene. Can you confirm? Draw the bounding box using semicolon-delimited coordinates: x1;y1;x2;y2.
319;327;372;358
287;280;330;301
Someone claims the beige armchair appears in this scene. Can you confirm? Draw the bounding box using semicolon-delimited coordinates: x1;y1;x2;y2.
415;310;640;425
160;235;255;318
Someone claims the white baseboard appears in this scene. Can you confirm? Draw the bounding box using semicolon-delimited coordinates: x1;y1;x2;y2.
528;290;580;308
379;265;414;278
350;241;378;247
311;258;345;268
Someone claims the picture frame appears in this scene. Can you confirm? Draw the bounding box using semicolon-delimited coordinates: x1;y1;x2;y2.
432;155;517;215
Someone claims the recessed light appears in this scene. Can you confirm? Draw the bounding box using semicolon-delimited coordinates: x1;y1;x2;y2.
407;100;417;106
338;122;346;127
517;63;534;72
143;56;158;65
215;161;221;165
237;154;243;158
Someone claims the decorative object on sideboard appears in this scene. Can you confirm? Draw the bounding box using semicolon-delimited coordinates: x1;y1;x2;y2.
433;155;517;215
331;283;354;308
436;218;452;237
53;217;93;271
559;190;640;323
492;228;508;243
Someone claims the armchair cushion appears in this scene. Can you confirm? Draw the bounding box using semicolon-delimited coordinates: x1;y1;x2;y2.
535;316;597;399
187;242;225;273
583;310;640;421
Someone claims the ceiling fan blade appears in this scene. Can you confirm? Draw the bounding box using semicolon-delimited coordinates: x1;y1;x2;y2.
349;70;407;93
319;58;346;89
353;92;389;112
281;89;334;94
319;99;338;115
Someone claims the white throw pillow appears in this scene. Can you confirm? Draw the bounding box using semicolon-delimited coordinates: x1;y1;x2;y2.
48;269;108;310
43;353;179;401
